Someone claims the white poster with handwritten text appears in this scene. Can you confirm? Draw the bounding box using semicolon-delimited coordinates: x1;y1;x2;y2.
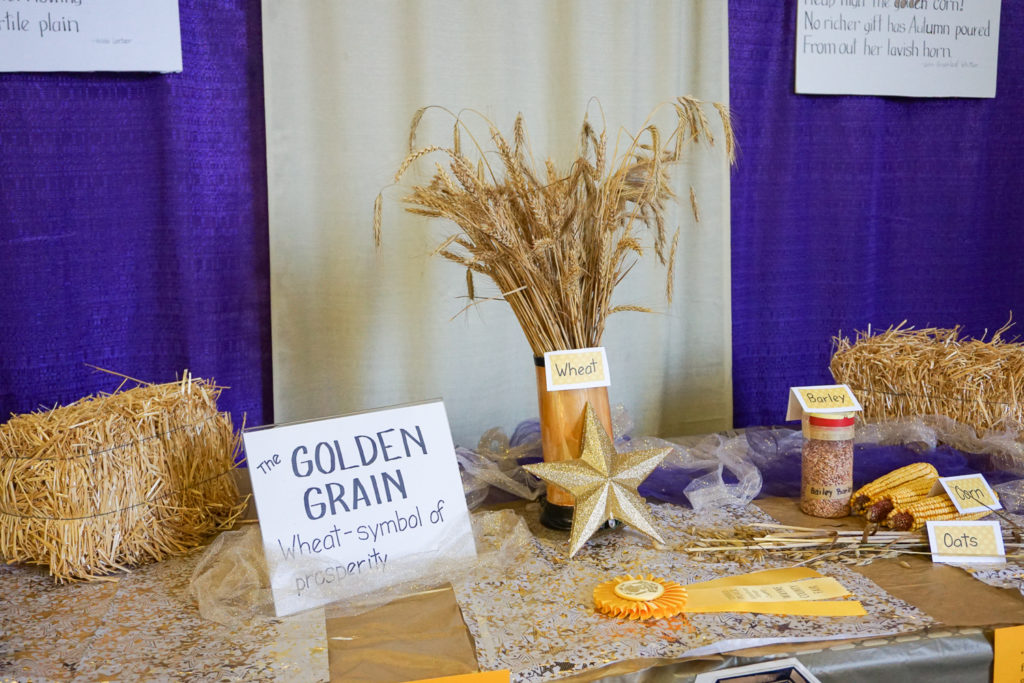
243;400;476;616
0;0;181;73
795;0;1001;98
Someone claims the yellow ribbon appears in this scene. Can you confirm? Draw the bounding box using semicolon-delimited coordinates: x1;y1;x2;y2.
595;568;867;620
682;567;866;616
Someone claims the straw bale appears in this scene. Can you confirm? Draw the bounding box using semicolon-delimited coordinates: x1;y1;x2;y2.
831;322;1024;435
0;372;247;582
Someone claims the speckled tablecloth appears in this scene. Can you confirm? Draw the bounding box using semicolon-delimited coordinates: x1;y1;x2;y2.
451;504;934;682
5;500;1024;682
1;546;328;682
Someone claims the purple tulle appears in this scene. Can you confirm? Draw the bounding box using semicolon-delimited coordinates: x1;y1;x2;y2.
509;419;542;451
469;420;1023;510
638;425;1021;507
638;467;705;505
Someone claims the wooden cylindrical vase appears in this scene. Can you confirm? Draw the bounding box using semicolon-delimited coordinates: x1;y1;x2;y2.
534;356;613;530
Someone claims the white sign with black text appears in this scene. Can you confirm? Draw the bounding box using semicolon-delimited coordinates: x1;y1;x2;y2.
0;0;182;73
795;0;1001;98
243;400;476;616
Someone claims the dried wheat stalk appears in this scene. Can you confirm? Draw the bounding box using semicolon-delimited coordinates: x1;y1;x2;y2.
0;371;247;582
831;319;1024;434
679;522;1024;567
376;98;735;355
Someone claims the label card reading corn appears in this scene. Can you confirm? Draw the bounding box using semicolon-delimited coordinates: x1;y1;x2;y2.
544;347;610;392
926;520;1005;565
936;474;1001;514
785;384;862;421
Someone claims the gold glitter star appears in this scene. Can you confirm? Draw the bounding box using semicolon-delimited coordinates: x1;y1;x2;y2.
524;403;671;557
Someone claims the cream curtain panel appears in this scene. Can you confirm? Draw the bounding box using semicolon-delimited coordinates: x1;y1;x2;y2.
262;0;732;446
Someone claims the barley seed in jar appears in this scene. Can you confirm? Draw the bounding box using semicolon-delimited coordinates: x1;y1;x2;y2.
800;412;855;518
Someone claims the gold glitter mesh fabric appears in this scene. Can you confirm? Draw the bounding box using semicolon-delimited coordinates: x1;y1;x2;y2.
454;503;934;682
965;562;1024;590
186;509;536;624
954;511;1024;591
1;540;327;680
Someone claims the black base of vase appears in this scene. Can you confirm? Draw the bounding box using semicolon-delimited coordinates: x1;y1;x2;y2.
539;498;624;532
540;498;575;530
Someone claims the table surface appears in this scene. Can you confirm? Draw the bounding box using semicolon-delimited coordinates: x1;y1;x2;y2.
4;497;1024;682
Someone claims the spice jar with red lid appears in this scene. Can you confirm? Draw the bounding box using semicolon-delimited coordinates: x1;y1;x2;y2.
800;411;855;518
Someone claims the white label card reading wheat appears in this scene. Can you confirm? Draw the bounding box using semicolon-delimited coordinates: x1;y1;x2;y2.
544;347;611;392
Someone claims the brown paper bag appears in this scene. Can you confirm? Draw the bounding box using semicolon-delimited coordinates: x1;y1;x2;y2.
326;585;479;683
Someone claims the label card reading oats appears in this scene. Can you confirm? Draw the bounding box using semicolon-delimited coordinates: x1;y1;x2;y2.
926;520;1004;565
544;347;610;392
936;474;1001;514
786;384;862;421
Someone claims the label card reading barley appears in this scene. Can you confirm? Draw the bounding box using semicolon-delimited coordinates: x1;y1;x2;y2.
544;347;610;392
935;473;1001;514
786;384;862;421
926;520;1004;565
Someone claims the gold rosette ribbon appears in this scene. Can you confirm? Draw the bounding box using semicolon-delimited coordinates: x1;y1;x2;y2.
594;568;866;620
593;574;688;620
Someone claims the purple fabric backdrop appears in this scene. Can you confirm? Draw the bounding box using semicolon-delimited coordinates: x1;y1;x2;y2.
729;2;1024;428
0;1;270;428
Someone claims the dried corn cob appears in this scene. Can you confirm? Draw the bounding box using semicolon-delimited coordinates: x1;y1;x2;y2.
885;493;992;531
864;476;939;522
850;462;938;514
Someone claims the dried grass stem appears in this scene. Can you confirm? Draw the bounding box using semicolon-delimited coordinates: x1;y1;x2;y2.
379;98;735;354
0;372;247;582
831;319;1024;434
